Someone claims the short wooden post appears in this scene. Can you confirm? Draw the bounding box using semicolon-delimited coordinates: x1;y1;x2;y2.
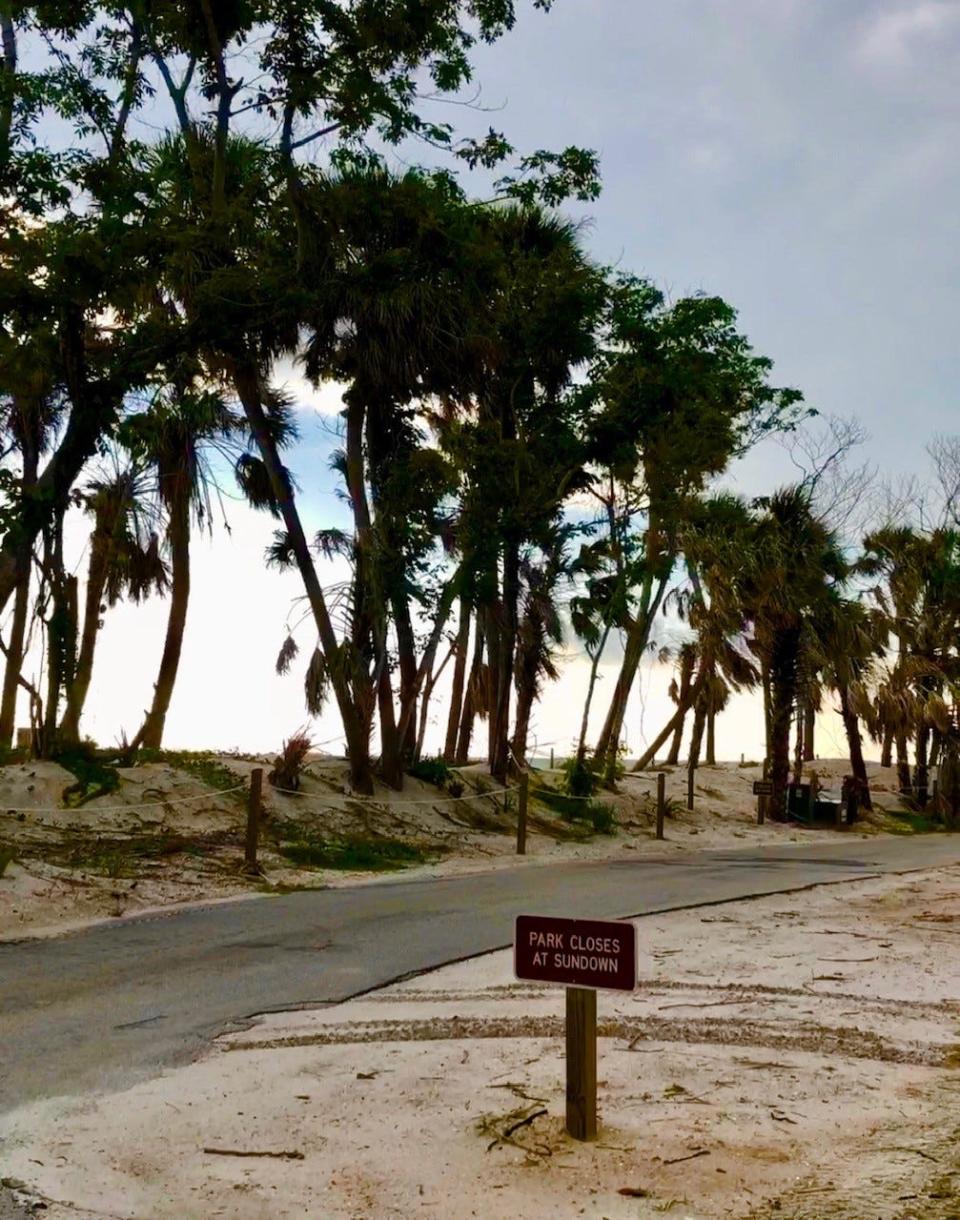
687;764;695;811
740;752;745;765
516;769;528;855
656;772;666;840
549;747;554;770
244;767;263;872
758;757;768;824
566;987;597;1141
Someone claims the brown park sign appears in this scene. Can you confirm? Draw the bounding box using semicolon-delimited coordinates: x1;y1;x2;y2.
514;915;637;992
753;780;774;796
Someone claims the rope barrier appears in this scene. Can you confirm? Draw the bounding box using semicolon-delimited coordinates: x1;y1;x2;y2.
0;782;249;816
267;783;512;807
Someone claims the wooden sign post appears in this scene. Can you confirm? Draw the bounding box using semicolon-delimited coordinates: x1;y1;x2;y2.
656;772;666;840
243;768;263;873
516;770;528;856
751;775;775;824
515;915;637;1142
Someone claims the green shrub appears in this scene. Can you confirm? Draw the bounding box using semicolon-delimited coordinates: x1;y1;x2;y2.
407;756;452;788
447;778;464;798
562;754;599;798
56;744;121;808
279;835;427;871
590;803;616;834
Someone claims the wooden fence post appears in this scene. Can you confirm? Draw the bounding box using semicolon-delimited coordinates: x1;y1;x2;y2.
517;770;528;856
244;767;263;873
549;747;554;770
656;772;666;840
566;987;597;1141
687;763;695;811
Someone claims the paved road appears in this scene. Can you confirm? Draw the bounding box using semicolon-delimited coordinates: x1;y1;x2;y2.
3;835;960;1118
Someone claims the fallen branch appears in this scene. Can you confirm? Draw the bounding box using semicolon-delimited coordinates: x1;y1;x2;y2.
503;1107;548;1140
662;1148;710;1166
202;1147;304;1161
659;997;744;1012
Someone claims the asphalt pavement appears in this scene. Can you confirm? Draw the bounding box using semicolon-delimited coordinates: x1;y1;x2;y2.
3;834;959;1118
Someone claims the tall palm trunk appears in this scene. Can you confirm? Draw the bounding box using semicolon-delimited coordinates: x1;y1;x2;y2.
1;433;40;748
595;515;672;779
767;625;801;821
792;700;804;786
488;543;519;782
914;724;930;808
686;701;706;808
0;549;30;748
576;598;619;763
456;615;486;765
666;648;695;766
134;486;190;751
59;530;111;747
839;683;872;812
803;703;815;761
896;731;911;796
232;362;374;793
444;595;471;761
880;726;893;769
40;506;77;757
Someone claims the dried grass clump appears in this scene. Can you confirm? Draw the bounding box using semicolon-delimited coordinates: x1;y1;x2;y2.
268;730;313;792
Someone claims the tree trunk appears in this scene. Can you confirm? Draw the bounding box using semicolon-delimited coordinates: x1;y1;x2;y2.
40;509;76;757
456;614;486;765
132;486;191;752
686;701;706;809
665;708;686;767
595;520;673;780
839;684;872;812
803;702;815;761
576;613;616;763
377;666;403;789
59;530;110;747
880;725;893;769
667;647;695;766
0;311;122;615
705;705;716;766
231;362;374;793
489;542;519;782
0;549;31;749
914;724;930;808
416;644;454;762
0;423;40;747
633;667;708;771
767;625;801;821
443;596;471;761
792;700;804;787
761;658;772;761
896;731;911;796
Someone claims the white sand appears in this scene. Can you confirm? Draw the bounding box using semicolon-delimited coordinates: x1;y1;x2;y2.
0;757;907;941
5;863;960;1218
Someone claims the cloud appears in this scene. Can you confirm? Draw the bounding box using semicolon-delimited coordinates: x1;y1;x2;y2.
856;1;960;67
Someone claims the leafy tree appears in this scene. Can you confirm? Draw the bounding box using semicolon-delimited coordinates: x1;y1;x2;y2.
580;277;806;780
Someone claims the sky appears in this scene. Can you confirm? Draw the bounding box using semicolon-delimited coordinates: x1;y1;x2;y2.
12;0;960;762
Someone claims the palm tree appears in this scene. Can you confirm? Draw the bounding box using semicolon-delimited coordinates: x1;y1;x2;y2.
0;357;61;748
124;389;242;752
511;541;568;766
59;464;166;746
746;489;846;820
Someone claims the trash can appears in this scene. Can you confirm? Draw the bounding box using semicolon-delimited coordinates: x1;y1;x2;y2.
787;783;813;822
